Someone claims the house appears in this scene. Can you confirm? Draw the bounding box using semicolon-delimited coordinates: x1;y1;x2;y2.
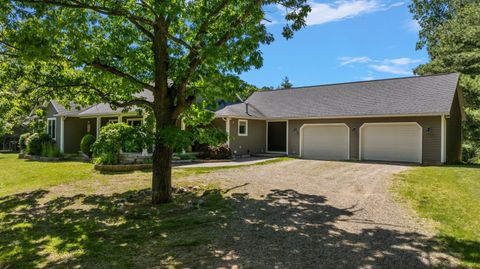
45;91;152;153
213;73;464;164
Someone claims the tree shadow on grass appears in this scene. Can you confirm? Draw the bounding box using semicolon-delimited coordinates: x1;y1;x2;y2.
0;188;467;268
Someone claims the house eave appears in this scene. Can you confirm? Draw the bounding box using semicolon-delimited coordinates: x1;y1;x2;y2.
215;112;450;120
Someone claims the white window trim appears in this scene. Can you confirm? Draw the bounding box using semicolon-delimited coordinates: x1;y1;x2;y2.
238;119;248;136
127;118;143;126
47;117;57;141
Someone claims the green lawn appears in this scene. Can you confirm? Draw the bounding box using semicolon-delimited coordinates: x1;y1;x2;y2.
0;153;290;268
394;165;480;268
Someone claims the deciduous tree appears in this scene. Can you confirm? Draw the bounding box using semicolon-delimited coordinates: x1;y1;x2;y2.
0;0;310;203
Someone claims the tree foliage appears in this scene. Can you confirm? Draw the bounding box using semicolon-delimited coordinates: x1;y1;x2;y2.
279;76;293;89
0;0;310;202
410;0;480;160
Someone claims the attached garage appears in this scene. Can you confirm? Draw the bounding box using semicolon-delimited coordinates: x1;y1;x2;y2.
360;122;422;163
300;124;349;160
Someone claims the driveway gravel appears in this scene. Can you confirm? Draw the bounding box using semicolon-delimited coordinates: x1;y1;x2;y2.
183;159;459;268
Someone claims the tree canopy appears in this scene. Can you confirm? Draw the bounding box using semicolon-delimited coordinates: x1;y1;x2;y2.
410;0;480;160
0;0;311;202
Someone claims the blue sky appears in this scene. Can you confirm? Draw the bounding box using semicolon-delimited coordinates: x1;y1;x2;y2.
240;0;428;88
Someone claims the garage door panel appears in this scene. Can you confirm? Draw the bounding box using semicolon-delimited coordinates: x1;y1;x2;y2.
361;123;422;163
302;125;349;160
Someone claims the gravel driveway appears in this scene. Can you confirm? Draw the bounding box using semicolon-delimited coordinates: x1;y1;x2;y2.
185;159;459;268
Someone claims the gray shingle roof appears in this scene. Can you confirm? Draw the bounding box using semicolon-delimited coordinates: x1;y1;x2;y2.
215;73;460;119
51;90;153;117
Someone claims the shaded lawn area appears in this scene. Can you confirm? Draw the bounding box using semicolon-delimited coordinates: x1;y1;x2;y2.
1;153;469;268
0;153;292;268
394;165;480;268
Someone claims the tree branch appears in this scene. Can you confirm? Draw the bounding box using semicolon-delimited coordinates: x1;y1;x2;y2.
20;0;155;26
193;0;231;45
88;60;154;91
167;34;193;50
39;82;153;109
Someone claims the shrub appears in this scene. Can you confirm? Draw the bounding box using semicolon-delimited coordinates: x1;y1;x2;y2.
26;133;52;156
18;133;31;152
197;144;232;159
462;142;479;163
92;123;152;165
80;134;96;157
41;143;63;158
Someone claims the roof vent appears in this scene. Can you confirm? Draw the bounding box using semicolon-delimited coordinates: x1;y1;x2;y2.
245;102;249;115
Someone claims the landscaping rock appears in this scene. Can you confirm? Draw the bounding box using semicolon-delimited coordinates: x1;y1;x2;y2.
177;187;187;194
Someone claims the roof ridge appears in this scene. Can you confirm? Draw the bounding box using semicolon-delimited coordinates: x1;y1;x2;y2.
254;73;459;93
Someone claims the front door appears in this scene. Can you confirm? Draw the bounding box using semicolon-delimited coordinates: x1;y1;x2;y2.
267;121;287;152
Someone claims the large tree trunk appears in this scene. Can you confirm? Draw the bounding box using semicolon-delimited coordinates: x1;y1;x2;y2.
152;140;173;204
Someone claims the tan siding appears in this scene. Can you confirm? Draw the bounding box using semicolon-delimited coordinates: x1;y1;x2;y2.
288;116;442;164
446;91;462;163
228;118;266;155
63;118;96;153
212;118;226;130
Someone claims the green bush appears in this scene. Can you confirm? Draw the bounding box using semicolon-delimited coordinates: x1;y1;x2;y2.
41;143;63;158
26;133;52;156
92;123;152;165
18;133;31;152
80;134;96;157
94;152;117;165
462;142;479;163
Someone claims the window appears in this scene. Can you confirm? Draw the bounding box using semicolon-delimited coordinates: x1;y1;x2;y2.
107;119;118;125
127;118;143;127
238;120;248;136
47;118;56;140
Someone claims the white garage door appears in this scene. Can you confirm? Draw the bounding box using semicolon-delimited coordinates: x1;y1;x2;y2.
301;124;349;160
360;123;422;163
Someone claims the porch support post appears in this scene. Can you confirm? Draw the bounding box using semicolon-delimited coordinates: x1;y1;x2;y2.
180;118;186;154
142;113;148;156
226;118;230;147
118;115;123;123
96;117;101;138
60;116;65;153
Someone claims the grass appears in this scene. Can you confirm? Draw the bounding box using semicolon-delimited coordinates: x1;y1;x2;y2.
0;153;94;197
394;165;480;268
0;153;292;268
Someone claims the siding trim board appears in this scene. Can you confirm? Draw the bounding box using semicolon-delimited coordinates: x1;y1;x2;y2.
441;115;447;163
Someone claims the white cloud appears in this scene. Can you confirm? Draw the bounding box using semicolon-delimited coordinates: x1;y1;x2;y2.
305;0;404;26
369;64;412;75
383;57;423;65
339;56;371;66
339;56;424;75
